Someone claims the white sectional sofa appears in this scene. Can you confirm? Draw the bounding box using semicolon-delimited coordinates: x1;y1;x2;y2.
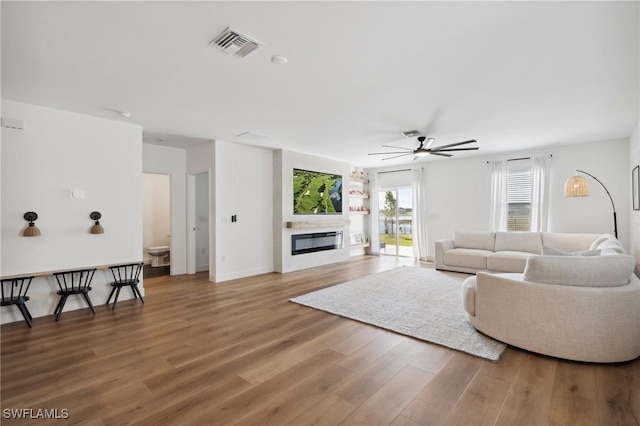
440;231;640;362
435;231;607;273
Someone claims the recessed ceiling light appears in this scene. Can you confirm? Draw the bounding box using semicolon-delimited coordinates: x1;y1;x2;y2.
119;111;132;118
271;55;288;65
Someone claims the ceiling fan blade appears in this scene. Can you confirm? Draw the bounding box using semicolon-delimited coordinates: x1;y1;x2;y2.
430;147;479;152
369;151;413;155
429;152;453;157
431;139;477;150
382;144;414;151
382;153;413;161
424;137;435;149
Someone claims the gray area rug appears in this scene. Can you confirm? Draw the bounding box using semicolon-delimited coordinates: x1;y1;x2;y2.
290;266;506;362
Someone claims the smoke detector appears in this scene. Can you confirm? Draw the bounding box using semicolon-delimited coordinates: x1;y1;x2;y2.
210;28;263;58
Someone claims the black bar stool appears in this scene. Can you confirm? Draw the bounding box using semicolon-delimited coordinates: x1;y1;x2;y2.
1;276;34;327
52;268;97;320
107;262;144;309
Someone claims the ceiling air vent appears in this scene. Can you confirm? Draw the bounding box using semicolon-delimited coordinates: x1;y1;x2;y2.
401;130;422;138
210;28;262;58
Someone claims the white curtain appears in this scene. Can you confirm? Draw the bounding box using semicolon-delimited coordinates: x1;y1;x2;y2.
412;169;429;261
489;160;508;231
530;155;551;232
368;172;380;255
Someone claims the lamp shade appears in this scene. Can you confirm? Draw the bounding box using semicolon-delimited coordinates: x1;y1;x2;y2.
23;223;41;237
90;223;104;234
564;175;590;197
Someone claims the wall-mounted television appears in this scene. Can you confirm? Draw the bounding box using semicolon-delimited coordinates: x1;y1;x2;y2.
293;168;342;215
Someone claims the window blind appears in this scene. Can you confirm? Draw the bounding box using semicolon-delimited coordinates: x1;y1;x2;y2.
507;170;532;203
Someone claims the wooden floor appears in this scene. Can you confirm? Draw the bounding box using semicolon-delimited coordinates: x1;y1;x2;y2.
1;255;639;425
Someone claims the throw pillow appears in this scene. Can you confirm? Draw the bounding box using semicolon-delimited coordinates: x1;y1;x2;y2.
588;234;615;251
542;246;601;256
597;239;626;255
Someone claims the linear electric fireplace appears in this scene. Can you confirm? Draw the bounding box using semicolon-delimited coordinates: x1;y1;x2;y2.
291;231;343;255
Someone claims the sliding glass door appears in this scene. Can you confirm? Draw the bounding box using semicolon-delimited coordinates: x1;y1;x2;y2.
378;187;413;257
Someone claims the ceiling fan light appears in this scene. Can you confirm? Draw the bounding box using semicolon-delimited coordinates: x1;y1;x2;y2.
414;150;430;157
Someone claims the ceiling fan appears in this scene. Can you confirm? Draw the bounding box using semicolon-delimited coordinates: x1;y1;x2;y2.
369;134;479;161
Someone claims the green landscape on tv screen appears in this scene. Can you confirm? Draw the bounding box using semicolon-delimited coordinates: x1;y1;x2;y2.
293;168;343;215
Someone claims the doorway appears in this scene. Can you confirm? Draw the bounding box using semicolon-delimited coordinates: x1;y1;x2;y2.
378;187;413;257
143;173;172;277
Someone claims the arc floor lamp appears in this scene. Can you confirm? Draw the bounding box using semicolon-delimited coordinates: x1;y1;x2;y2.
564;169;617;238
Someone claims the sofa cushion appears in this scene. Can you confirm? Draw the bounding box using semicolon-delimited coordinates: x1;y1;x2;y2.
494;232;542;254
443;248;492;270
523;254;635;287
542;246;601;256
487;251;538;273
543;232;602;253
453;231;495;251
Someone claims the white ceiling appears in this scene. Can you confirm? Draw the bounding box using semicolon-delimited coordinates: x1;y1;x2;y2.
2;1;638;167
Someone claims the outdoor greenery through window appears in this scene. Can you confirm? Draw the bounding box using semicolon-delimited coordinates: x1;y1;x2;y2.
507;165;532;231
379;188;413;256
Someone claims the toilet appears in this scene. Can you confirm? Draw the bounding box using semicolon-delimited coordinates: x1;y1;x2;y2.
147;246;170;267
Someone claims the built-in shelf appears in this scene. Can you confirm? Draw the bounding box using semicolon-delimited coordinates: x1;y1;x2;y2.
286;219;351;229
350;242;371;249
349;211;369;215
350;177;369;184
349;193;369;199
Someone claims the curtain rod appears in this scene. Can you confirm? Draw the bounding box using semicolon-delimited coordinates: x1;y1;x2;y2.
486;154;552;164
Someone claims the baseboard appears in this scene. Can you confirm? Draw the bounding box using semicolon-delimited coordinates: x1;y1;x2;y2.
213;265;275;283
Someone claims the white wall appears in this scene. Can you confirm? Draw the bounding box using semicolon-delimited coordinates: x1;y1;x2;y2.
545;139;628;242
274;150;351;273
366;138;630;260
142;173;171;262
142;144;187;275
187;142;213;173
213;140;274;282
1;100;143;323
